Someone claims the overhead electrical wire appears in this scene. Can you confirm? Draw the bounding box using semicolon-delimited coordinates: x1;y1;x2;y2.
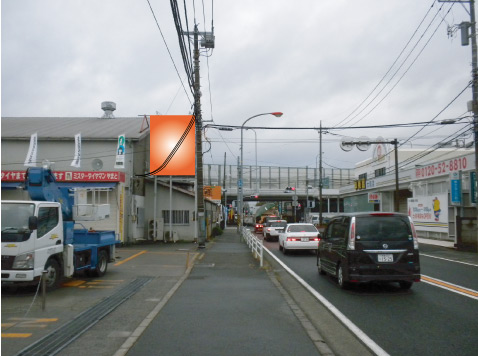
334;0;439;128
343;2;455;127
146;0;192;105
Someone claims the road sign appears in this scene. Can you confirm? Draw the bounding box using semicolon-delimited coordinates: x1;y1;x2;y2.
292;195;298;201
292;201;298;207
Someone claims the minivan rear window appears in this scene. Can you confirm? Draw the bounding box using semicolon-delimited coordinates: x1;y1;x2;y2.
355;216;411;241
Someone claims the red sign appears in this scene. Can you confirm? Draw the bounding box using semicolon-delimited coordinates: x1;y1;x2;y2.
1;170;125;182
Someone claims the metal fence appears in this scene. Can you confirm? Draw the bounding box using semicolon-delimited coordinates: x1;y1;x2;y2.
241;227;263;267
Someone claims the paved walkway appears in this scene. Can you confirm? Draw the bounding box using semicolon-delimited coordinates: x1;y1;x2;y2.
122;229;329;356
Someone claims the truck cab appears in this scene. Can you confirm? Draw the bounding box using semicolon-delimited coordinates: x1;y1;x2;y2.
2;201;67;288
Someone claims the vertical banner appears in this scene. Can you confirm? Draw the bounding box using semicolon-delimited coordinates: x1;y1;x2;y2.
70;133;82;168
150;115;195;176
114;134;126;169
24;133;38;167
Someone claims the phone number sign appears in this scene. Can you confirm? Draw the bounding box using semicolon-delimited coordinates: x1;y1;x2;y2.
415;156;471;179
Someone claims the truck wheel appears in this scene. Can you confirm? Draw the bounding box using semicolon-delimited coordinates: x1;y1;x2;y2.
91;250;108;277
44;259;61;291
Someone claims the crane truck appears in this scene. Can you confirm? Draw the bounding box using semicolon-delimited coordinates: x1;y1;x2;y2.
1;166;119;290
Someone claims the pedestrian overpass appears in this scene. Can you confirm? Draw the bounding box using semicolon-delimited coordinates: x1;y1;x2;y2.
203;163;354;206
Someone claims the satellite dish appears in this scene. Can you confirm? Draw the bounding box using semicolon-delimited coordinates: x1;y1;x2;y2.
340;137;354;152
91;159;104;171
356;136;371;151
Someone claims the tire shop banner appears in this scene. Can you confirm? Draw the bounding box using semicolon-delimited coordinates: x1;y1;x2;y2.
70;133;82;168
24;133;38;167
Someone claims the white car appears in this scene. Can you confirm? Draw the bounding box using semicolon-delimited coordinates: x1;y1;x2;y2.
263;220;287;241
278;223;320;254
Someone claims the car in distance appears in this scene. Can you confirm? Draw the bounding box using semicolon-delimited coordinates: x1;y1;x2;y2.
263;220;287;241
254;223;263;234
317;212;420;290
278;223;320;254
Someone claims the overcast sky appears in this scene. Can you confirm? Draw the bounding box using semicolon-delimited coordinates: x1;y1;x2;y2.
1;0;475;169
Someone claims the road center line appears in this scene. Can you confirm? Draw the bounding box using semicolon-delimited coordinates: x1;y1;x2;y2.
421;254;478;267
421;275;478;300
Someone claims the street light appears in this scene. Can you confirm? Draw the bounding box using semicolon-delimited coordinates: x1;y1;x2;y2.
238;112;283;232
246;128;258;195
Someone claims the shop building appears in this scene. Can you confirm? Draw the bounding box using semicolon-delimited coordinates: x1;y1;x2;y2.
1;104;219;243
339;141;477;247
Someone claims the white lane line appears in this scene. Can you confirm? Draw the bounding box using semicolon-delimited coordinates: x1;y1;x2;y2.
263;246;390;356
421;274;478;301
420;254;478;267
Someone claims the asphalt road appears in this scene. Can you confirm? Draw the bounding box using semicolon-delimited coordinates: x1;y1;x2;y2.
261;234;478;356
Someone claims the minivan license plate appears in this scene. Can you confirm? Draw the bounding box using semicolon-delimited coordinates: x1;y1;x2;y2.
378;254;393;262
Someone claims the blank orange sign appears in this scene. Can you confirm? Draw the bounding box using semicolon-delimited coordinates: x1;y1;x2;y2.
150;115;196;176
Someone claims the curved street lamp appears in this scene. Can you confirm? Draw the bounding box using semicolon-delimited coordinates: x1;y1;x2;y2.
238;112;283;232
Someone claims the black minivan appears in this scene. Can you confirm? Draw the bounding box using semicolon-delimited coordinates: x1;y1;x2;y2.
317;212;420;290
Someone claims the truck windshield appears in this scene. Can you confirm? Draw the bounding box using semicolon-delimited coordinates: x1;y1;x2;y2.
1;203;35;242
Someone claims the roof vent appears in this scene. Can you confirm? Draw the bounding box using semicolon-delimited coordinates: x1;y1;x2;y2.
101;101;116;119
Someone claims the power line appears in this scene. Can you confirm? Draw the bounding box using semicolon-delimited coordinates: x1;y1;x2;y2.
343;2;455;127
146;0;192;105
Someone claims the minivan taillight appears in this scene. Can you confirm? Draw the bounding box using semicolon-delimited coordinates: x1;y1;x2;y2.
347;217;356;250
409;217;419;250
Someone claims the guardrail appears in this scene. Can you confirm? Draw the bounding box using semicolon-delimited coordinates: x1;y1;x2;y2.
241;227;263;267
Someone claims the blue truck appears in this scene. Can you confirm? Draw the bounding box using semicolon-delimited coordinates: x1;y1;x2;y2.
2;166;119;290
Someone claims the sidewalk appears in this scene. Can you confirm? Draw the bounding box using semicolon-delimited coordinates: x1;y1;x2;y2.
122;228;329;356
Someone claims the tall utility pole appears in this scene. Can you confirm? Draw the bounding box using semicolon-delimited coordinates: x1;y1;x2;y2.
193;25;206;248
470;0;478;252
182;24;214;248
319;122;323;226
440;0;478;251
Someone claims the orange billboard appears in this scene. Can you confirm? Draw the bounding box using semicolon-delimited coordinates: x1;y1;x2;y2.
150;115;195;176
204;186;222;201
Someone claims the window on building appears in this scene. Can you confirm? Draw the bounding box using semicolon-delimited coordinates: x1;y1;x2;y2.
374;167;386;177
358;173;367;180
162;210;190;225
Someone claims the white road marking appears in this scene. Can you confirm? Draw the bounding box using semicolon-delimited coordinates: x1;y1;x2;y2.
263;246;390;356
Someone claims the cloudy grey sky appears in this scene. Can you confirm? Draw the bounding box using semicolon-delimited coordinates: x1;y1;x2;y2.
1;0;474;169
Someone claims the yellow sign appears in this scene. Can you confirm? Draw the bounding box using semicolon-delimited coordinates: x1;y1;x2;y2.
354;179;366;190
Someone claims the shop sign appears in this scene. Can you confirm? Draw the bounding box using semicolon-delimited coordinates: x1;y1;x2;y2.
1;170;125;182
407;194;448;233
450;171;462;206
368;192;381;204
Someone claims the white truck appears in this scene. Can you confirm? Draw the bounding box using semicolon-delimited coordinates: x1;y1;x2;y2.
1;167;118;290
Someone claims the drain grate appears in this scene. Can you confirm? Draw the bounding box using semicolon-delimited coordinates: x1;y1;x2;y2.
15;277;152;356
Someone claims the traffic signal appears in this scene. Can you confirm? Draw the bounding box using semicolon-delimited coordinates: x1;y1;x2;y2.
250;195;259;199
284;187;296;193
